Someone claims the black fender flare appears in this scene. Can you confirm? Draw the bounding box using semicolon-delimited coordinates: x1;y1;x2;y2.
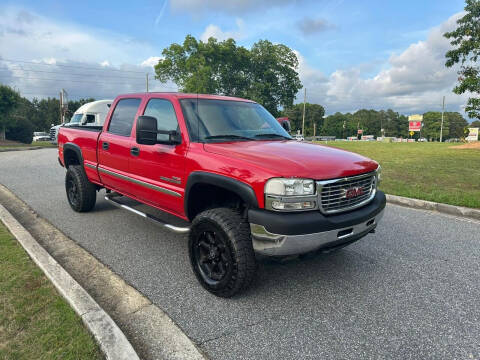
184;171;259;220
63;143;84;168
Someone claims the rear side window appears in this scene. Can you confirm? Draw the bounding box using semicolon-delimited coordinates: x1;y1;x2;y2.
143;99;179;142
108;98;141;136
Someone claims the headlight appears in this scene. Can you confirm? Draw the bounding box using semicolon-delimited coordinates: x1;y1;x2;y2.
265;178;316;211
265;178;315;196
376;164;382;185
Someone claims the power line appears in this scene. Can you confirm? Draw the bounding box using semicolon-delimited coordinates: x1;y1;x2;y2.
0;74;148;85
0;58;154;74
0;68;154;80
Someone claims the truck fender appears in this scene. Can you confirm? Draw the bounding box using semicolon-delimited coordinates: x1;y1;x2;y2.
184;171;259;220
63;143;84;168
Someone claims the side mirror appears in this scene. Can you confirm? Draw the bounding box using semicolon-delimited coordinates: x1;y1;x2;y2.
157;130;182;145
136;115;182;146
136;116;158;145
82;114;95;125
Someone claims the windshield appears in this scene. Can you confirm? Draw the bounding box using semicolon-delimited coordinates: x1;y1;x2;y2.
180;99;292;142
68;113;83;125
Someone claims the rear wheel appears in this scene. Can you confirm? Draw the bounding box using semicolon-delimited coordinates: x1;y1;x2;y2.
65;165;96;212
189;208;256;297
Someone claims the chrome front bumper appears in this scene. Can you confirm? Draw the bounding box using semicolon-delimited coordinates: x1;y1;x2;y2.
250;208;384;256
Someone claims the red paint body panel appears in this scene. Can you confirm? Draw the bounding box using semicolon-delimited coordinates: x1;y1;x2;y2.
58;92;379;221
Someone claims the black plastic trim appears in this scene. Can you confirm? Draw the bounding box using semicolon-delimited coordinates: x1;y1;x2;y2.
63;143;84;168
248;191;386;236
63;125;103;132
185;171;259;220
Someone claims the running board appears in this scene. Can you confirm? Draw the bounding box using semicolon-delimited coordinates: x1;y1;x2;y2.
104;193;190;234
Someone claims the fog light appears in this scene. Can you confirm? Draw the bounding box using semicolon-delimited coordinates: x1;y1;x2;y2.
271;201;315;210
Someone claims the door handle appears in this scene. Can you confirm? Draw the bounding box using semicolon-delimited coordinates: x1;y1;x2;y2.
102;142;109;150
130;147;140;156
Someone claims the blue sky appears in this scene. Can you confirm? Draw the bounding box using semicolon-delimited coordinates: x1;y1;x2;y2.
0;0;472;118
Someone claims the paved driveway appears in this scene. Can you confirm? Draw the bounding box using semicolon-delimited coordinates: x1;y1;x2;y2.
1;148;480;360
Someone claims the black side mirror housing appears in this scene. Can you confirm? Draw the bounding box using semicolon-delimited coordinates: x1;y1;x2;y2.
136;116;182;145
136;115;158;145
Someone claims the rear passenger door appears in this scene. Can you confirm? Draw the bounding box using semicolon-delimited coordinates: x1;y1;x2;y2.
98;98;141;195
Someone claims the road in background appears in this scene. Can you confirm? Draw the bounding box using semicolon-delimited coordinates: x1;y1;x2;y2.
1;148;480;360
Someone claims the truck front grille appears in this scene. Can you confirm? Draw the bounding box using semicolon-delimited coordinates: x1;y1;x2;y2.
49;127;56;141
318;172;376;214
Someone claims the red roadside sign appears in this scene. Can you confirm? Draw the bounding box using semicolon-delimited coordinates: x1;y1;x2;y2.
357;129;363;135
409;121;422;132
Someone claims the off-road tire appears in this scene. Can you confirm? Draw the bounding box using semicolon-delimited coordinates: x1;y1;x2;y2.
189;208;256;297
65;165;97;212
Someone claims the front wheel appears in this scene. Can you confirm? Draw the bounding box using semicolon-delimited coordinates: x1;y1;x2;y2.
188;208;256;297
65;165;97;212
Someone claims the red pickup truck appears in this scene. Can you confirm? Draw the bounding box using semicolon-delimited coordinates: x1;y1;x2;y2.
58;93;385;297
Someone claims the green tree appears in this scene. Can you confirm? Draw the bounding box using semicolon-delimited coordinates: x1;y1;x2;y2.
448;112;469;138
154;35;302;116
0;84;20;140
444;0;480;120
283;103;325;136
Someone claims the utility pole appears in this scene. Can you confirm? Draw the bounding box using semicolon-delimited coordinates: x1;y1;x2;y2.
59;90;63;125
440;96;445;142
302;88;306;136
313;122;316;139
146;74;149;92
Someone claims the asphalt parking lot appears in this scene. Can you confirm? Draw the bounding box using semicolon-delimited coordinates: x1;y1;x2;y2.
1;148;480;360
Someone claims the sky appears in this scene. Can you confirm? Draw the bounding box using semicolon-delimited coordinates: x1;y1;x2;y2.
0;0;473;119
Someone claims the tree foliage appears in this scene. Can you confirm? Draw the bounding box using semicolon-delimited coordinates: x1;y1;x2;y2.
319;109;467;140
282;103;325;136
0;85;95;143
0;84;21;140
444;0;480;119
154;35;302;116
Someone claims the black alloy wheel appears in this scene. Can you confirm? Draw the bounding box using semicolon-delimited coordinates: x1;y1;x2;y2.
194;230;233;286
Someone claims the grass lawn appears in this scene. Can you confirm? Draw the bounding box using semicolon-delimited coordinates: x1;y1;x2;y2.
0;223;103;360
319;141;480;209
0;140;55;150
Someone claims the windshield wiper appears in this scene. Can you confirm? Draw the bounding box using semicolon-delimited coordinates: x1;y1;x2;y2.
204;134;254;141
254;133;292;140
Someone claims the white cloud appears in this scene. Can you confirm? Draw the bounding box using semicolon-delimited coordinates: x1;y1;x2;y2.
140;56;162;68
298;12;470;115
171;0;298;14
297;17;334;35
0;7;176;100
200;19;246;42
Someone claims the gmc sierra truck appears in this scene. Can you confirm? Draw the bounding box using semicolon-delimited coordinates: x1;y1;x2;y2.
58;93;386;297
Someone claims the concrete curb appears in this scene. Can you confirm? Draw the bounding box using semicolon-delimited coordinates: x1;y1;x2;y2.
0;204;140;360
386;194;480;221
0;146;53;152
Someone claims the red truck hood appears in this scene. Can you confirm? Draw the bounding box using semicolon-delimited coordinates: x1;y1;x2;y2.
203;140;378;180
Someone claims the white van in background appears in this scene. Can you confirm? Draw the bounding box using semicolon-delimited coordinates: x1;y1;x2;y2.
50;100;113;144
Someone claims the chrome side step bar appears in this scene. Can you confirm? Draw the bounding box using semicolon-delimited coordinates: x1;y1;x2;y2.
104;193;190;234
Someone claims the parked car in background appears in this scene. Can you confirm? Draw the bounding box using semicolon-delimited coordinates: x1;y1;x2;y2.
418;138;428;142
294;134;304;141
33;131;50;142
58;92;385;297
50;100;113;144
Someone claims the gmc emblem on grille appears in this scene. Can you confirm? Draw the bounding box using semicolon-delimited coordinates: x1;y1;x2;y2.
345;187;364;199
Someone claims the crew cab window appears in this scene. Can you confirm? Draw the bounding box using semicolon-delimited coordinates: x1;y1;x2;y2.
108;98;141;136
143;99;179;142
